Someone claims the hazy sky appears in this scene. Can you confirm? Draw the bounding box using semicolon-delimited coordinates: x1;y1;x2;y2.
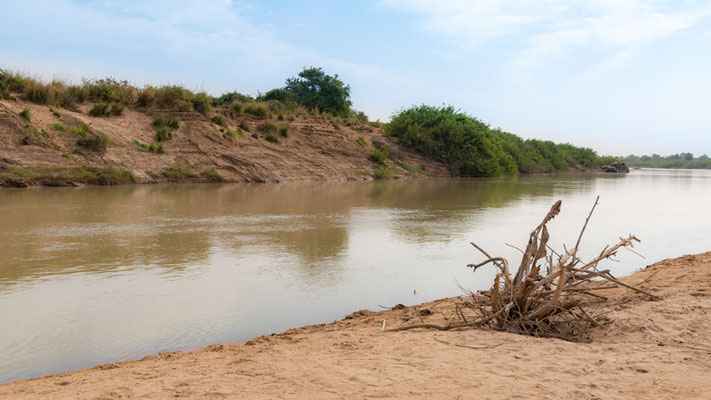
2;0;710;155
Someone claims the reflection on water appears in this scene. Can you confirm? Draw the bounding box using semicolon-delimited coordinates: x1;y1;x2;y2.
1;169;710;383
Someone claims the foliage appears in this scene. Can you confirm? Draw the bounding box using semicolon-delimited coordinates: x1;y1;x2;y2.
19;109;31;124
0;166;135;186
53;123;66;132
212;115;226;126
152;116;179;129
284;67;352;115
77;133;110;153
261;88;292;103
213;91;253;107
244;103;269;117
387;105;604;177
191;92;212;115
622;153;711;169
356;137;367;146
154;126;173;142
279;125;289;137
369;148;389;164
162;165;197;179
238;121;251;132
69;123;91;136
89;102;123;117
264;132;280;143
373;166;389;179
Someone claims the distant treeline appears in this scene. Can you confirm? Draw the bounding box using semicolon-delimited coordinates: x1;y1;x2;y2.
386;105;605;177
622;153;711;169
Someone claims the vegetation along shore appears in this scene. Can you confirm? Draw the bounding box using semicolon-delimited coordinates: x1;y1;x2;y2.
0;67;645;188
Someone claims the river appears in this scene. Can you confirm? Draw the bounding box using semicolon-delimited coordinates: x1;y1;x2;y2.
1;169;709;383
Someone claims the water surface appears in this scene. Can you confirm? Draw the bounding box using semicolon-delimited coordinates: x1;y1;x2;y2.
1;169;710;383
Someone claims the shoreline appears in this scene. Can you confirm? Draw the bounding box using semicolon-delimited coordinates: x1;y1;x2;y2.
2;251;710;399
0;167;605;189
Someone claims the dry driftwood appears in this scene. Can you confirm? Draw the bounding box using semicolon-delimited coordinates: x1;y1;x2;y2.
386;196;659;339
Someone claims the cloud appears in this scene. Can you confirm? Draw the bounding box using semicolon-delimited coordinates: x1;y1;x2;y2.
381;0;711;70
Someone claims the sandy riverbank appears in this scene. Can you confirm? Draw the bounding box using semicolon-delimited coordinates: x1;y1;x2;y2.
1;252;710;399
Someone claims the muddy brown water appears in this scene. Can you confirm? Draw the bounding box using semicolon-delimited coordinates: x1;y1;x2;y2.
1;169;710;383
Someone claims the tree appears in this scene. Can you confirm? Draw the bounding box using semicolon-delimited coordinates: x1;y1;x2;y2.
284;67;352;115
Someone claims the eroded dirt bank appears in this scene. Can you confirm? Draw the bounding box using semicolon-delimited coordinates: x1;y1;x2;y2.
1;252;710;399
0;99;450;187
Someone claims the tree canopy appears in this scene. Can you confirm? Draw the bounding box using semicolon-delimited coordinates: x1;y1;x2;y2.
386;105;603;177
284;67;351;115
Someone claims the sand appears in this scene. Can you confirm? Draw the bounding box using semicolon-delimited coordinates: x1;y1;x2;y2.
0;99;449;186
1;252;710;399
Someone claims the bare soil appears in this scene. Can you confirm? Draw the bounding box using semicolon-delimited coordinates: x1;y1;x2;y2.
0;100;450;186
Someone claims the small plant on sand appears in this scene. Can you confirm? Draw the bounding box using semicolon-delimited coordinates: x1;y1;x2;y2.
258;123;278;134
50;108;61;118
162;165;197;179
77;133;110;153
373;167;389;179
244;103;269;118
212;115;226;127
200;167;223;181
19;109;31;125
154;126;172;142
230;102;243;113
279;126;289;137
132;139;149;150
369;148;389;164
356;137;366;146
53;123;66;132
238;121;251;132
152;116;179;129
69;123;91;137
264;132;280;143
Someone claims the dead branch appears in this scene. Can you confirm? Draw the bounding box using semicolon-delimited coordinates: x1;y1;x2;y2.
385;197;660;340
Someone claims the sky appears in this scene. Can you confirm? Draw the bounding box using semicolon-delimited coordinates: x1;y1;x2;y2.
1;0;710;155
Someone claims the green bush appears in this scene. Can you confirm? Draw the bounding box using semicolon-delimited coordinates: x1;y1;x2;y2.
258;123;278;134
279;126;289;137
284;67;351;115
50;108;61;118
53;123;66;132
136;87;155;107
155;143;165;154
77;133;110;153
386;105;517;177
356;137;366;146
244;103;269;118
230;102;243;113
212;115;226;126
83;78;136;105
213;91;253;107
238;121;251;132
369;148;389;164
264;132;279;143
374;167;389;179
89;102;122;117
154;126;173;142
191;92;212;115
152;116;179;129
261;88;292;103
162;165;196;179
19;109;31;124
69;123;91;136
153;85;193;111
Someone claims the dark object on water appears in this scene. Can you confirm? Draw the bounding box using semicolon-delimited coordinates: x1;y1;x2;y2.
601;161;630;173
